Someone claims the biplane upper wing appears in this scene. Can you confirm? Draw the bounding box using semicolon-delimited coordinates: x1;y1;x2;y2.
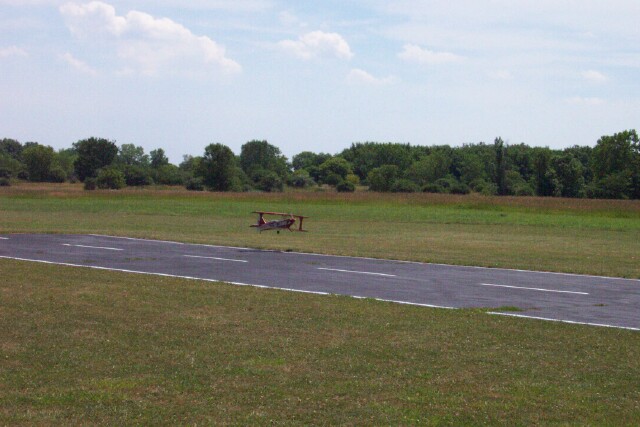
252;211;307;217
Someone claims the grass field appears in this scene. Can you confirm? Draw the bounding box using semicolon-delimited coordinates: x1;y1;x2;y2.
2;184;640;424
1;183;639;278
2;259;639;425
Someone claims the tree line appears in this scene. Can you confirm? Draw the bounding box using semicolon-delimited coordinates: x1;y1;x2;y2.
1;130;638;199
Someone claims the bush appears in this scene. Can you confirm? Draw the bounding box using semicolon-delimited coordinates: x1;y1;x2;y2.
0;177;10;186
47;167;67;183
288;170;315;188
96;167;125;190
323;173;342;186
367;165;399;192
336;180;355;192
254;170;283;192
422;183;445;193
185;177;204;191
123;165;154;186
84;177;97;190
391;179;419;193
0;167;11;179
449;181;471;195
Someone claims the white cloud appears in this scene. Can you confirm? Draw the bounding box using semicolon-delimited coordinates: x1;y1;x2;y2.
566;96;604;106
59;1;241;75
582;70;608;83
278;10;306;28
398;44;462;65
347;68;395;85
278;31;353;60
0;45;28;58
61;52;97;75
488;70;513;80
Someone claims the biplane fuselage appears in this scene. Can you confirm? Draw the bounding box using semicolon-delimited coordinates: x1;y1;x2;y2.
251;211;307;232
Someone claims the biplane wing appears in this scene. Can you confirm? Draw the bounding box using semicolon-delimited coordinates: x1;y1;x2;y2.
251;211;308;232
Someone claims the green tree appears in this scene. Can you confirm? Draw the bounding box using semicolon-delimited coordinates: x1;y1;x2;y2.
292;151;331;171
22;144;54;182
150;148;169;168
318;157;353;185
532;148;557;196
197;143;236;192
367;165;399;192
406;151;451;186
54;148;78;181
96;167;126;189
340;142;417;181
288;169;315;188
0;138;23;161
239;140;289;180
73;137;118;181
553;154;585;198
494;137;507;195
118;144;149;166
153;164;184;185
590;130;639;199
254;170;283;192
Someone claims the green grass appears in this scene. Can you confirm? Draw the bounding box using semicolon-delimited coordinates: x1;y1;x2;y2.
2;259;639;425
1;183;640;277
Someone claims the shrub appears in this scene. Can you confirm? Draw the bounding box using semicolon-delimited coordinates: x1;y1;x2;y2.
0;177;10;186
391;179;419;193
449;181;471;195
336;180;355;192
254;170;283;192
345;173;360;186
0;167;11;179
123;165;154;186
288;170;315;188
422;183;445;193
47;167;67;183
367;165;399;192
84;177;97;190
96;167;125;189
323;173;342;186
185;177;204;191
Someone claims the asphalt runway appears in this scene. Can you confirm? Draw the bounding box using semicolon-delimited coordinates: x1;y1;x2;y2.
1;233;639;331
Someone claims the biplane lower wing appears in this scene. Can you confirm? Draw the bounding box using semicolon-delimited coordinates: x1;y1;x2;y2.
251;211;308;232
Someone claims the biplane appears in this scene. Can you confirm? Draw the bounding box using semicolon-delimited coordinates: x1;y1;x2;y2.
251;211;308;233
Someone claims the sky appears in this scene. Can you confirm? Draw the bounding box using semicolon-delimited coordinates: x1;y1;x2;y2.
1;0;639;163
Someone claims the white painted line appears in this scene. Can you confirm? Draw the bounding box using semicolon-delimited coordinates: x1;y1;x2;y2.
0;255;456;313
62;244;123;251
479;283;589;295
0;237;9;240
488;312;640;332
183;255;248;263
88;234;186;246
88;234;640;283
318;267;396;277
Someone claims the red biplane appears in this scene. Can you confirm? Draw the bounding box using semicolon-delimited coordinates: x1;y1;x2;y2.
251;211;308;233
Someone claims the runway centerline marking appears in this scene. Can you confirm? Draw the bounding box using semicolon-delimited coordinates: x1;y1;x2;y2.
318;267;396;277
488;312;639;331
62;244;123;251
183;255;248;263
479;283;589;295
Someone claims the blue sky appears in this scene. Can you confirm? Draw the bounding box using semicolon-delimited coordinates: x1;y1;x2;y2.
1;0;638;162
